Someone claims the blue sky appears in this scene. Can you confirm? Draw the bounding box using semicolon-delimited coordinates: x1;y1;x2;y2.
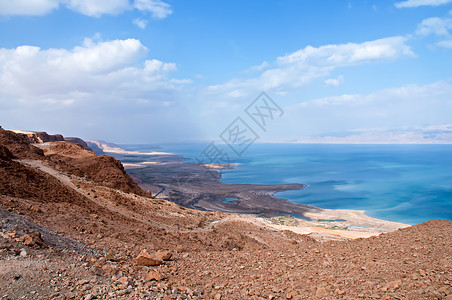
1;0;452;143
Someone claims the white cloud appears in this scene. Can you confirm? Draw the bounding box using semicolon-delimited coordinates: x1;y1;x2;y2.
0;38;195;142
0;38;185;98
437;39;452;47
284;81;452;139
416;17;452;35
278;37;413;65
395;0;452;8
415;15;452;49
208;36;414;97
298;81;452;108
133;0;172;19
249;81;452;144
77;38;149;72
0;0;172;18
65;0;131;17
0;0;60;16
133;18;148;29
247;61;269;72
325;75;344;87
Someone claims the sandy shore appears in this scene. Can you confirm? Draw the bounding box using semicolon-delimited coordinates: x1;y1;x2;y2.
251;208;409;240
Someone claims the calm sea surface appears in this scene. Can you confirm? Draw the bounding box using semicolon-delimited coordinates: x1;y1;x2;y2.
121;143;452;225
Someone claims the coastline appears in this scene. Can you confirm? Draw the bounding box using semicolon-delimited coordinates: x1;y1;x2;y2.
103;145;410;239
251;208;409;240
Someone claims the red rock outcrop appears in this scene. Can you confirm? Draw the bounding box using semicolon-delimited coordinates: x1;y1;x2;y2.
7;129;65;143
39;141;146;195
0;127;44;159
0;127;145;196
7;128;93;151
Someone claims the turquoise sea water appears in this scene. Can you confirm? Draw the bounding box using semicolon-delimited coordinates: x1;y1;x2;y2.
122;143;452;225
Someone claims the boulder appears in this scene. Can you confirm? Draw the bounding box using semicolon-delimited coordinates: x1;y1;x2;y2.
156;250;173;261
136;250;163;266
146;270;163;281
117;276;131;287
23;232;47;248
106;252;116;261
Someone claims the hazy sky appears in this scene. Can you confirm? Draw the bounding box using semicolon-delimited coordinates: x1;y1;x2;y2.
1;0;452;143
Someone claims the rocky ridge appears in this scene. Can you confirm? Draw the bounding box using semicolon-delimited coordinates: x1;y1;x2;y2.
7;128;93;151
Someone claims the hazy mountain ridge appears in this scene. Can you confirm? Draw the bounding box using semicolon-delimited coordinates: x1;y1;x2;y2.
278;124;452;144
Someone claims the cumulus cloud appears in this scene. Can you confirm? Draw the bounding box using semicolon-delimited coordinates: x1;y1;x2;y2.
416;15;452;49
0;0;60;16
395;0;452;8
0;38;195;142
208;36;414;97
0;38;186;100
0;0;172;18
133;0;172;19
416;17;452;35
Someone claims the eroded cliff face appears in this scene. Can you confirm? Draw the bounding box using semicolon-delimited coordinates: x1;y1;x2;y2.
6;129;93;151
0;127;44;159
7;129;65;143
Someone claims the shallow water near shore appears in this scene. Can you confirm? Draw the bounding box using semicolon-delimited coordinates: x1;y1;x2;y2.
121;143;452;225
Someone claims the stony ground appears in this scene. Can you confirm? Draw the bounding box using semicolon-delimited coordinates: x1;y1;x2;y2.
2;209;451;299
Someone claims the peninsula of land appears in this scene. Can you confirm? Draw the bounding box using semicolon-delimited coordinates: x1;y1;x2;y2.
91;141;409;239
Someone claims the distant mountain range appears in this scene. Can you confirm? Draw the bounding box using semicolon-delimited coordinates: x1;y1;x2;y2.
267;124;452;144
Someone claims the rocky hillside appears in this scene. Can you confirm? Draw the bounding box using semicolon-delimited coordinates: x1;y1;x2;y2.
7;128;93;151
0;127;44;159
0;127;144;196
7;129;65;143
0;126;451;299
64;137;93;151
36;141;146;196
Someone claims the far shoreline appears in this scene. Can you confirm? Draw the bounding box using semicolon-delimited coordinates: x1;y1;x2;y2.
90;142;412;240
